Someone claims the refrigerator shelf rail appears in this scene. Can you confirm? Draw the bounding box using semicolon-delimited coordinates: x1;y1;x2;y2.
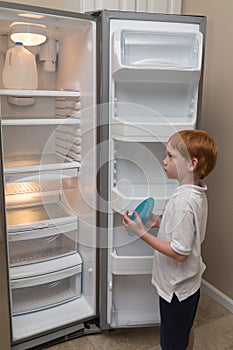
0;90;80;98
2;118;81;125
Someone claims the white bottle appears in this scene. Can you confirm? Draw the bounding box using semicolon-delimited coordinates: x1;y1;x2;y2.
2;42;38;89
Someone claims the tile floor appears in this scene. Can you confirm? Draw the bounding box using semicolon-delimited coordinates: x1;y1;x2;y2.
46;291;233;350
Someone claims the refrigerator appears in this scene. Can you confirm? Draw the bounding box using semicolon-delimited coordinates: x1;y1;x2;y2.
0;2;206;349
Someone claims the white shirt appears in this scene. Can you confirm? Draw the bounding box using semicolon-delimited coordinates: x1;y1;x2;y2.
151;182;208;302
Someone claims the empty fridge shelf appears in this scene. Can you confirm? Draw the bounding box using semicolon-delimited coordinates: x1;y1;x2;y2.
7;201;76;232
4;153;80;174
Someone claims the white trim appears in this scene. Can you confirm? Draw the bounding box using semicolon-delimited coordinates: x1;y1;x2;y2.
201;279;233;314
168;0;182;14
78;0;182;14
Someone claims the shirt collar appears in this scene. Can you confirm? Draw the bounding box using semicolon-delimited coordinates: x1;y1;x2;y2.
173;181;207;197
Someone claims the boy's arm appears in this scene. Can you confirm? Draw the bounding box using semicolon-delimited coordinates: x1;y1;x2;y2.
123;211;187;262
139;230;187;262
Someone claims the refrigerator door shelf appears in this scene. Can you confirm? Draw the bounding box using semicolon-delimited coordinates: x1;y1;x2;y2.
111;307;159;327
110;274;160;328
113;227;156;258
112;116;195;142
11;264;82;316
111;249;153;275
112;29;203;74
111;184;175;214
10;253;82;280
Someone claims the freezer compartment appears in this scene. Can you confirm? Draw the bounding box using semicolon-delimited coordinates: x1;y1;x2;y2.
112;141;177;214
112;28;203;72
8;222;77;266
110;275;160;327
11;259;82;315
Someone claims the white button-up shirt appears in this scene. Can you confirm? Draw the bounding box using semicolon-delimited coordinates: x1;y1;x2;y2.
151;182;208;302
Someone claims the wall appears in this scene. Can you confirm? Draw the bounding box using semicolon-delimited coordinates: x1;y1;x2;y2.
0;0;67;10
182;0;233;301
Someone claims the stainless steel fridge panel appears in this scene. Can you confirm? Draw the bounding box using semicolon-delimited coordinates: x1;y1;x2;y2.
0;120;11;349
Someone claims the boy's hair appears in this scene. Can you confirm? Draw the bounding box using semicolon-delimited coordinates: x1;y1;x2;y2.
169;129;218;179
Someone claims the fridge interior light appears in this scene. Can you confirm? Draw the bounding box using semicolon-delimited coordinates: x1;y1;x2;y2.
10;22;47;46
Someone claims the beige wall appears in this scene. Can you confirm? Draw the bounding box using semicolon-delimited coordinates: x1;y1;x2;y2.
182;0;233;300
0;0;67;10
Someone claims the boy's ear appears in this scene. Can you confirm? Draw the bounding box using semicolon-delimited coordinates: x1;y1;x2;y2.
188;157;198;172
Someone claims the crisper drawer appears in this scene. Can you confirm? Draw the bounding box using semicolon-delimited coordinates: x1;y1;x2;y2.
11;262;82;315
8;222;78;266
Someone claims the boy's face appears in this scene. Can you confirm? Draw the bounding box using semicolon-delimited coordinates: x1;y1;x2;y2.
163;142;192;184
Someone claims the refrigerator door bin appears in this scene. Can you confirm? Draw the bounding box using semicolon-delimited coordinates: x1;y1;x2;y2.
112;27;203;72
11;263;82;315
113;213;157;257
111;250;152;275
8;221;78;266
112;71;199;136
111;141;177;214
110;275;160;327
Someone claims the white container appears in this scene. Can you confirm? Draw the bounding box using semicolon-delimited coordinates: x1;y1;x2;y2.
2;42;38;89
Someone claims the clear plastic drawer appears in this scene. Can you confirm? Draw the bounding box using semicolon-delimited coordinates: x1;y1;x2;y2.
11;261;82;315
8;222;77;266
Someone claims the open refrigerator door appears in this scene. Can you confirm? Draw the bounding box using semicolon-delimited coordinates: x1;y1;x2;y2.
106;12;205;328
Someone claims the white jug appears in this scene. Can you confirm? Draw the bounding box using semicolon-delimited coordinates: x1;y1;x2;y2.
2;42;38;89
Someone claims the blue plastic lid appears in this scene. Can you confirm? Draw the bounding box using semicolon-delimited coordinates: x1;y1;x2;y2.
128;197;155;236
15;42;23;46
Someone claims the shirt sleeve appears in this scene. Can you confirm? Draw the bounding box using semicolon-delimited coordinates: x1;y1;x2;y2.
167;207;195;256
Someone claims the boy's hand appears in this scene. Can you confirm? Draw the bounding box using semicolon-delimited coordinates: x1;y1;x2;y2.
123;210;145;237
145;212;162;229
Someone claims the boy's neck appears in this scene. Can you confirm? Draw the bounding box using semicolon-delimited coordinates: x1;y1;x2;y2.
179;174;200;186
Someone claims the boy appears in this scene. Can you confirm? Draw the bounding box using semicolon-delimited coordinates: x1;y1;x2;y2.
123;130;218;350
